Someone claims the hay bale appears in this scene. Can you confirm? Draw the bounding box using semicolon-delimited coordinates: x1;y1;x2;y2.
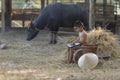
87;27;120;58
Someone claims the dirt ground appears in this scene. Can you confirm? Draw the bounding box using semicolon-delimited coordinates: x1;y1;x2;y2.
0;29;120;80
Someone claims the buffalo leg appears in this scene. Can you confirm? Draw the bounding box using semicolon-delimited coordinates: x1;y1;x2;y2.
53;31;57;44
49;32;54;44
48;19;58;44
49;31;57;44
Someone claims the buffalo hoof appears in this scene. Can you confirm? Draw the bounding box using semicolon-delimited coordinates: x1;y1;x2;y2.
49;40;57;44
53;40;57;44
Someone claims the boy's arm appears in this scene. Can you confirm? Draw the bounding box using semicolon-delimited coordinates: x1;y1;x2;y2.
72;37;80;43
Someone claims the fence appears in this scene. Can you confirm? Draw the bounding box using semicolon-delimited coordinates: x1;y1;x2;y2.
0;0;119;28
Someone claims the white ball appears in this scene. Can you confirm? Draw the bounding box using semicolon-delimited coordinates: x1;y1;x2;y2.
78;53;99;70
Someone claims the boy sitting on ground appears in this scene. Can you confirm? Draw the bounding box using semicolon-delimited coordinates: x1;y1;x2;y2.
65;21;88;64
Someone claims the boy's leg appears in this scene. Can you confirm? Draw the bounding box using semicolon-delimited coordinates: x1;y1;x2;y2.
67;47;74;63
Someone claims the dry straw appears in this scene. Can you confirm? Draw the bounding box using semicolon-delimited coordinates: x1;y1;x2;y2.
87;27;120;57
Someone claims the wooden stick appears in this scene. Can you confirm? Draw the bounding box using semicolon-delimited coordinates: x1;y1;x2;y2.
1;0;6;32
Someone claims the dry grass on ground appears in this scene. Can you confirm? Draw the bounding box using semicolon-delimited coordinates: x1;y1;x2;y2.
0;29;120;80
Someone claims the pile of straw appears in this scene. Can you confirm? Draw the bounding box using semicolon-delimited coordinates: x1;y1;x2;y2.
87;27;120;57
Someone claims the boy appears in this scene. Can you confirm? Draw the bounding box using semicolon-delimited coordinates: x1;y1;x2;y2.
65;21;88;64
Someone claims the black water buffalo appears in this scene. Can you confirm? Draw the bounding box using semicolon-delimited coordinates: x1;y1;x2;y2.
26;3;89;44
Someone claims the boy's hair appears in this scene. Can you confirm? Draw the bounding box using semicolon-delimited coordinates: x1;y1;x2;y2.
74;20;84;28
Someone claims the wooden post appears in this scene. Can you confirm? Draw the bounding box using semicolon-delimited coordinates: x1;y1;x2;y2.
110;0;112;4
103;0;107;27
60;0;63;3
41;0;45;10
1;0;5;32
119;1;120;8
103;0;107;17
52;0;55;3
1;0;12;32
70;0;73;3
85;0;89;4
46;0;49;6
5;0;12;30
93;0;96;27
85;0;89;10
89;0;93;29
55;0;57;3
89;0;96;30
52;0;57;3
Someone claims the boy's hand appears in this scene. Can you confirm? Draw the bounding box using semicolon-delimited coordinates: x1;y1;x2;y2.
72;40;76;43
69;39;75;43
72;37;80;43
